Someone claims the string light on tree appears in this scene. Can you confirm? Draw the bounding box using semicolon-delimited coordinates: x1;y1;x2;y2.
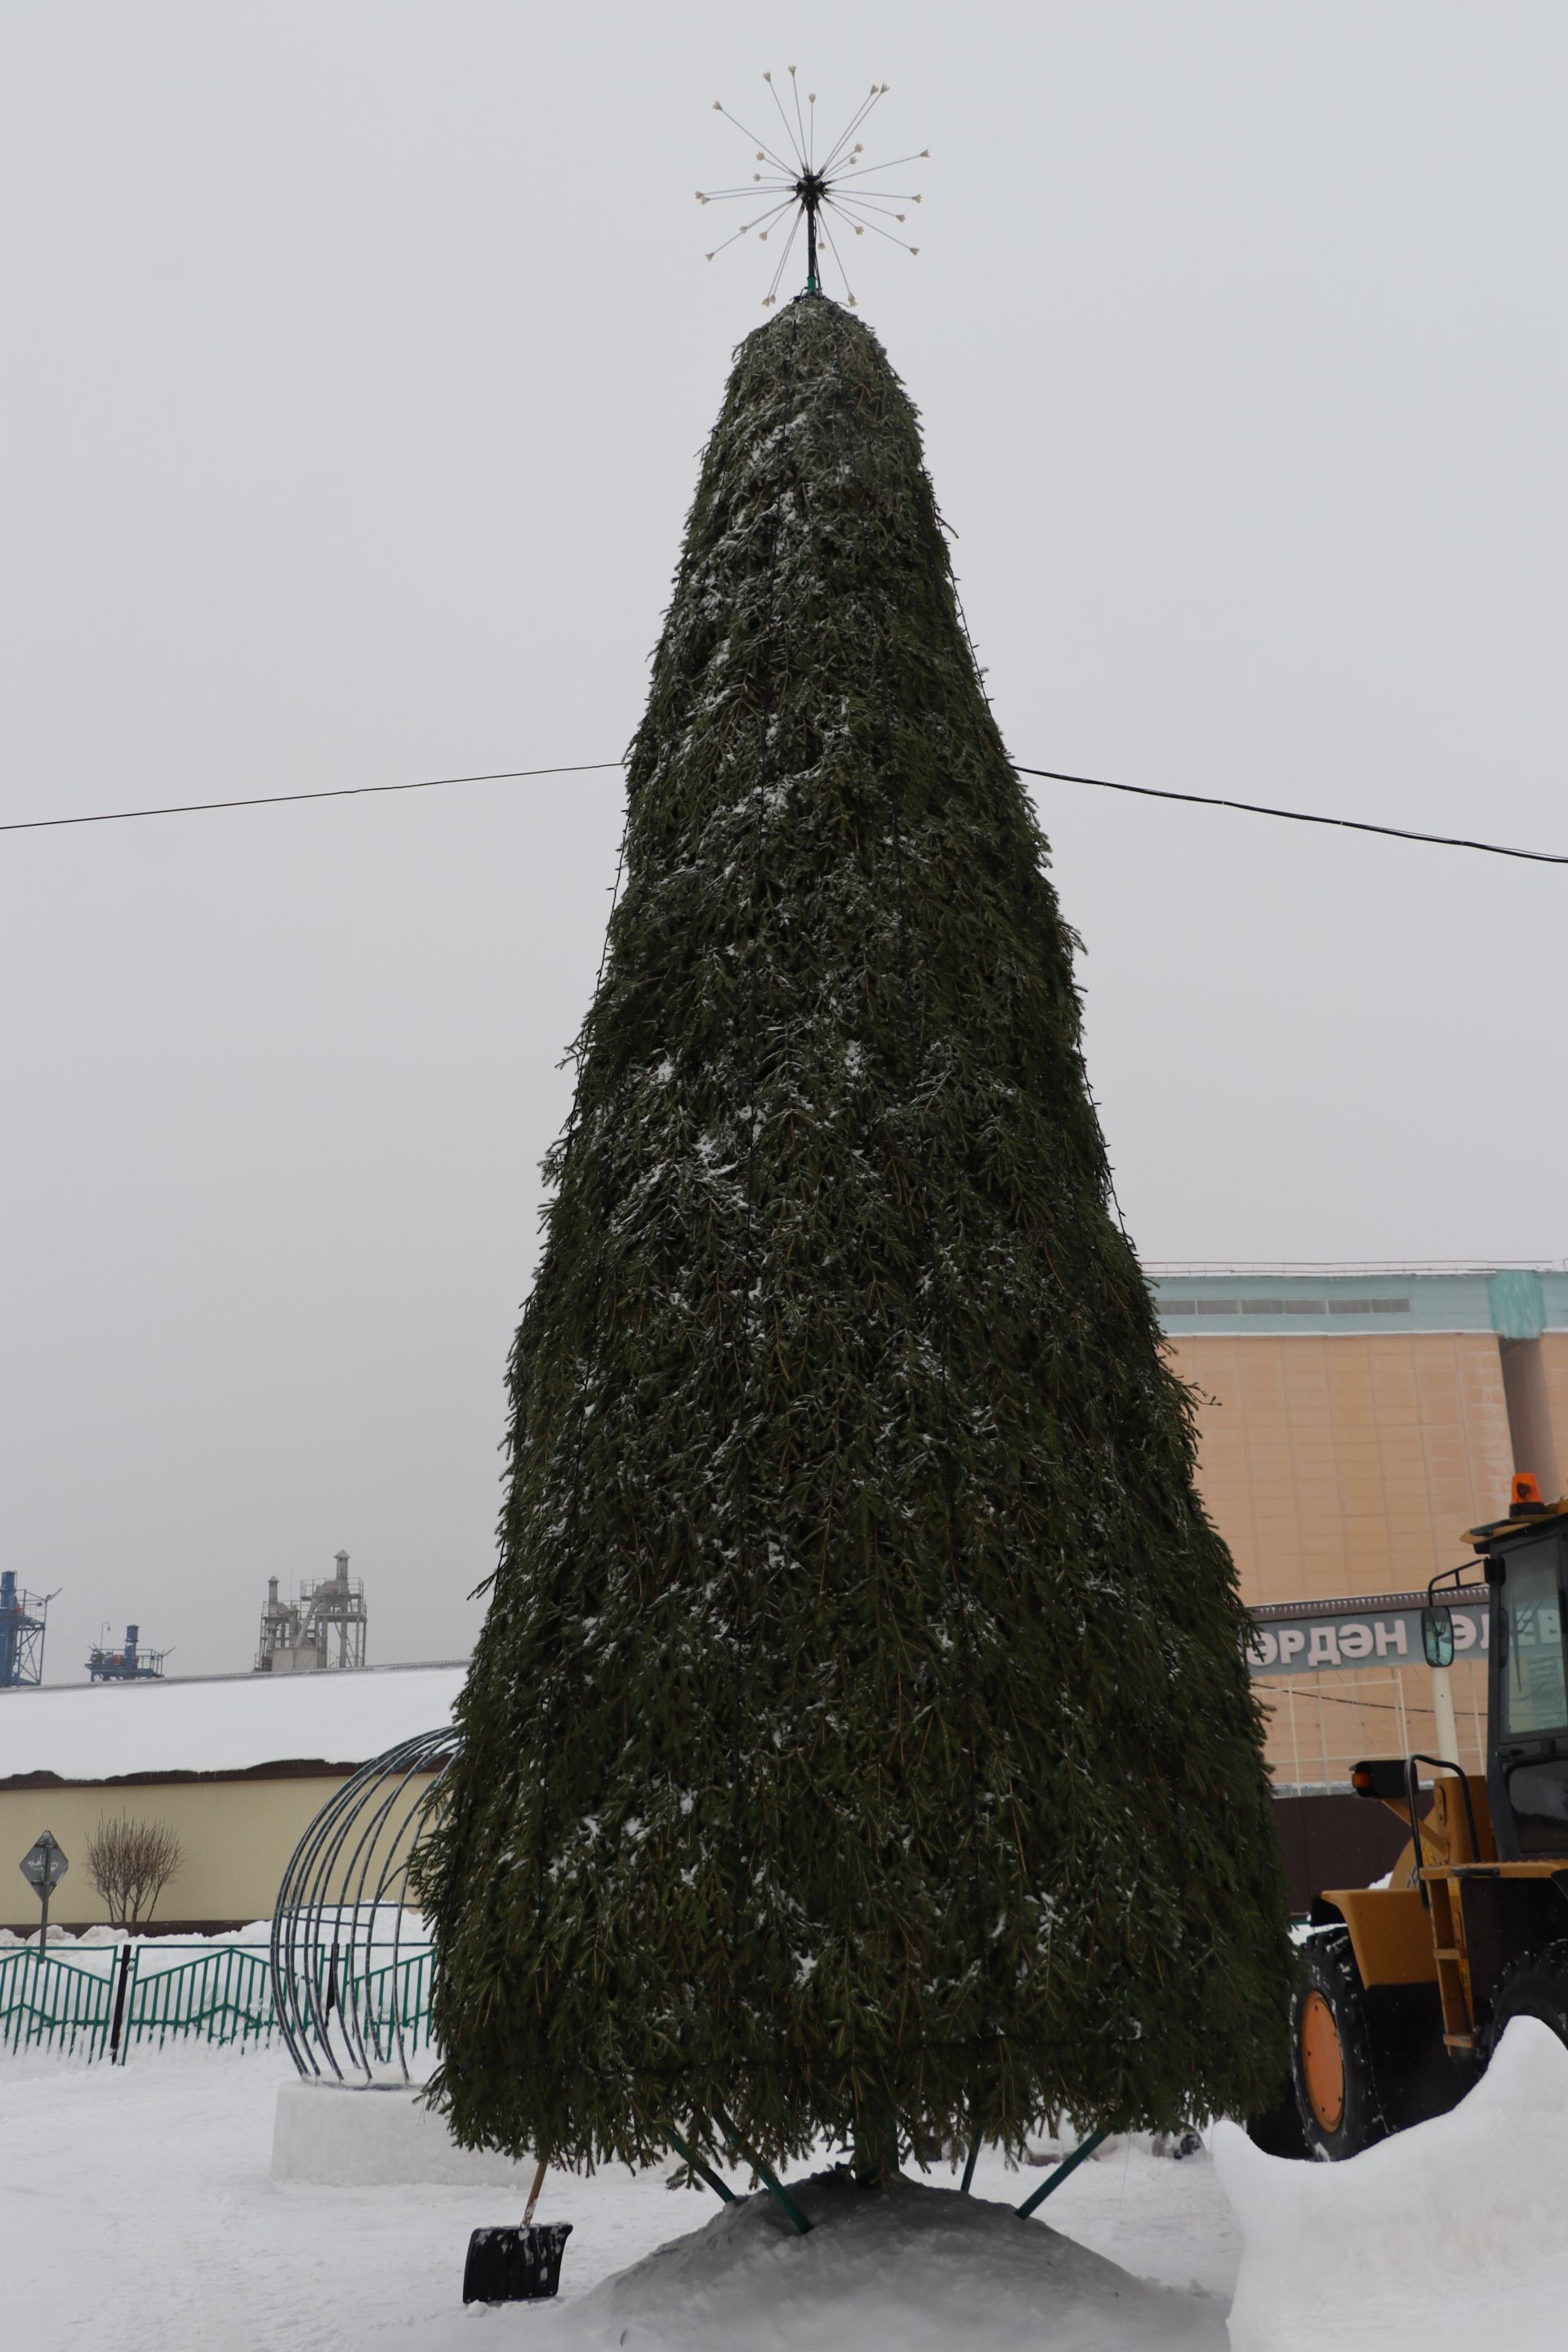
697;71;927;307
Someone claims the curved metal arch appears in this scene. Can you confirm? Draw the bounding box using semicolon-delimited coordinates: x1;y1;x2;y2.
270;1723;461;2083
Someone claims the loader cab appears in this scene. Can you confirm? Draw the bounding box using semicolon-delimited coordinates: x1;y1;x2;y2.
1474;1490;1568;1862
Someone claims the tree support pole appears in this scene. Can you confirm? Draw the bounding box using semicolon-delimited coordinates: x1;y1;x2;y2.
713;2103;813;2234
666;2126;739;2206
1014;2129;1110;2219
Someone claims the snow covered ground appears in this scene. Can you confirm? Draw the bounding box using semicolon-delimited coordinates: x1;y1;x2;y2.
0;2047;1236;2352
7;2024;1568;2350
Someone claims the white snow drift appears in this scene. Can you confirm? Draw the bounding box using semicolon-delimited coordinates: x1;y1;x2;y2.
1215;2014;1568;2352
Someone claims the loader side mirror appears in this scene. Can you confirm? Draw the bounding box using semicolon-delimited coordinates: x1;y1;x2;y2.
1422;1606;1454;1669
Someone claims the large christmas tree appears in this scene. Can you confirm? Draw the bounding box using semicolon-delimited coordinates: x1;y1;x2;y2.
422;293;1291;2175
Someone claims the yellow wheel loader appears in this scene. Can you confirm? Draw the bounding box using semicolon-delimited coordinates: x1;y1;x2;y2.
1276;1476;1568;2160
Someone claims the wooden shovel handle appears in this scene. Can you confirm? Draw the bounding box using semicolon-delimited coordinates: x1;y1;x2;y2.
523;2157;548;2228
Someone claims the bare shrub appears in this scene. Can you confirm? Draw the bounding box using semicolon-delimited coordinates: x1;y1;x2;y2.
86;1816;183;1927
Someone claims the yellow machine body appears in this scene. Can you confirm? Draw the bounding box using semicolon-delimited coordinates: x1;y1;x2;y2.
1321;1773;1568;2052
1276;1486;1568;2158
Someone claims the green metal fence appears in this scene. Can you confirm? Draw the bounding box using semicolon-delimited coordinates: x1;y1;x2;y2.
0;1944;118;2056
0;1941;435;2063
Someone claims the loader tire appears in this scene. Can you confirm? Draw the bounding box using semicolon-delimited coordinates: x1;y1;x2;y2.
1245;2076;1310;2159
1483;1939;1568;2060
1290;1930;1390;2161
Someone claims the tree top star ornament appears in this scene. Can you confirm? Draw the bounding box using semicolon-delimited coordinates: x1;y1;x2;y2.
697;71;926;308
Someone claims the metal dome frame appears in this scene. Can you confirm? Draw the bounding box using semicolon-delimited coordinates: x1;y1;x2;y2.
270;1723;459;2084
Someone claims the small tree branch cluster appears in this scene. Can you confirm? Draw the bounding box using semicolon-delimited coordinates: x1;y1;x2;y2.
86;1815;183;1927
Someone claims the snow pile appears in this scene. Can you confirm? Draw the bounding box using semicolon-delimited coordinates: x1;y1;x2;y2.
0;1918;278;1959
1214;2016;1568;2352
548;2172;1227;2352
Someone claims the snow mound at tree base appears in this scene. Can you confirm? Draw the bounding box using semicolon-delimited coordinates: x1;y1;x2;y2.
546;2171;1227;2351
1214;2016;1568;2352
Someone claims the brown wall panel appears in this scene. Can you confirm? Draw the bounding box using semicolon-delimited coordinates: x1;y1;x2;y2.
1271;1793;1414;1913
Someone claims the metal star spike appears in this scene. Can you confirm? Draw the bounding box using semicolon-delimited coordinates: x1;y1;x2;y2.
697;72;928;309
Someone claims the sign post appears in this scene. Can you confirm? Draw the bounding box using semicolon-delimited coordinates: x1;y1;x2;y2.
19;1830;69;1951
1429;1661;1461;1763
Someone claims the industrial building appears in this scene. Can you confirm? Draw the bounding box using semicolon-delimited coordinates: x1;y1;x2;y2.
1153;1263;1568;1806
0;1662;462;1934
255;1550;369;1673
86;1625;167;1683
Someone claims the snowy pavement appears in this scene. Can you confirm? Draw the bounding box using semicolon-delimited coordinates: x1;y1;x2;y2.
0;2047;1236;2351
14;2029;1568;2351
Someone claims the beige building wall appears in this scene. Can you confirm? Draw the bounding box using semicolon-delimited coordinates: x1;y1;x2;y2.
1532;1333;1568;1500
0;1774;353;1932
1165;1328;1519;1787
1258;1655;1490;1787
1166;1330;1516;1606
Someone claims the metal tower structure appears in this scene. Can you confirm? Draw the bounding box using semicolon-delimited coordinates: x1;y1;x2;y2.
300;1551;368;1670
86;1623;168;1683
256;1576;305;1672
0;1571;50;1689
256;1552;368;1673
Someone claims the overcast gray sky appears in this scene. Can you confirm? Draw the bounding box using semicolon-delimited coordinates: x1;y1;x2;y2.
3;2;1565;1682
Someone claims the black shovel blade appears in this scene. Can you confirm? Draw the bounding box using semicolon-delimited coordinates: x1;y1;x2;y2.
462;2221;573;2304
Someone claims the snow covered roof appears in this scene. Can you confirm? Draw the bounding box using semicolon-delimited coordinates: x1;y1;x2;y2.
0;1661;466;1787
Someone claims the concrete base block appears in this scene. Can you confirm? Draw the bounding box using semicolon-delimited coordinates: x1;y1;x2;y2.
271;2078;536;2187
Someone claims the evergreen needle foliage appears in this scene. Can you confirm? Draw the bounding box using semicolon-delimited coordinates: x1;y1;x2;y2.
421;294;1293;2175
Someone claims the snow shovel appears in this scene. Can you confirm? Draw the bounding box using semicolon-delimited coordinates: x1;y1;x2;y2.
462;2159;572;2304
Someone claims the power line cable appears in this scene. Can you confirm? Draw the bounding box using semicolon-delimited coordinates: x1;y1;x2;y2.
1013;766;1568;867
2;754;1566;869
0;760;628;835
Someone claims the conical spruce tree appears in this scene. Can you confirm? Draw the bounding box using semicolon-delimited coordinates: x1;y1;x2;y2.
421;293;1292;2175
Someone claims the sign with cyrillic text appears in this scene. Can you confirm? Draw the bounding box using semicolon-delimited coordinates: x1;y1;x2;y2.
1247;1603;1488;1677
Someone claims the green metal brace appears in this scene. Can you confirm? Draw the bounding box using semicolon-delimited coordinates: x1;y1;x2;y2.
712;2102;813;2235
666;2125;739;2205
1013;2128;1110;2219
